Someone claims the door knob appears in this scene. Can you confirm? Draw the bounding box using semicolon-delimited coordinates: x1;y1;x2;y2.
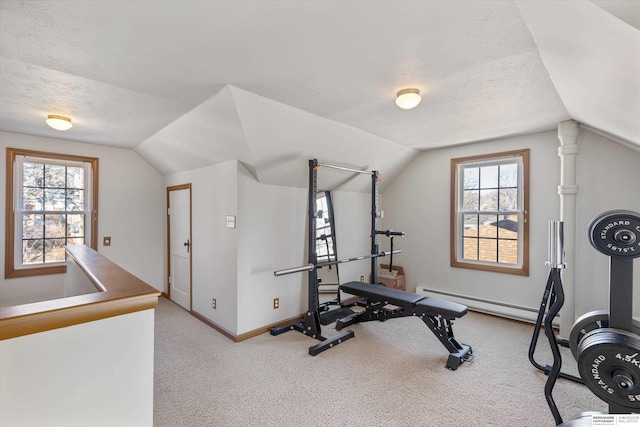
184;239;190;253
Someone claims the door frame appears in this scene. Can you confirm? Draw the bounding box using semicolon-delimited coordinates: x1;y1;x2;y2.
166;183;193;310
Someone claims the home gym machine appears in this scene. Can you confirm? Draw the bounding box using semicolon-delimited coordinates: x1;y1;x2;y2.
270;159;400;355
539;210;640;426
271;159;472;370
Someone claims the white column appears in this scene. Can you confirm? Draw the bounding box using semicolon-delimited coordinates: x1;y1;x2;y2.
557;120;580;338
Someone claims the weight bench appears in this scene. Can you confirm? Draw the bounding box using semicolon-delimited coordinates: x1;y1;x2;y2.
336;281;473;370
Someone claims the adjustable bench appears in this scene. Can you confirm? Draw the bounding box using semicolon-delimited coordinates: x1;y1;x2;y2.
337;281;473;370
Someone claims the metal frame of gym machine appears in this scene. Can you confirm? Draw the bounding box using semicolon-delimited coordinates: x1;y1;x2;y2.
270;159;396;355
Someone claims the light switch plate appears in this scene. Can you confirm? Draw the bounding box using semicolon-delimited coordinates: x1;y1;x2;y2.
226;215;236;229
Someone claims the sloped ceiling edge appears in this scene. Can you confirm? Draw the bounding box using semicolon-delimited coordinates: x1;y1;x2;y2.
135;85;250;175
518;0;640;148
229;85;418;192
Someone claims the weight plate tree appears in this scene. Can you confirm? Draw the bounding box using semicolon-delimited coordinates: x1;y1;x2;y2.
586;210;640;334
573;210;640;416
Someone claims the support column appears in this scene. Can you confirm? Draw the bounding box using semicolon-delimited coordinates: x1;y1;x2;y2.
557;120;580;338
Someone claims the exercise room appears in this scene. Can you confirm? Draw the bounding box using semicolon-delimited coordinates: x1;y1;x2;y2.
1;1;639;426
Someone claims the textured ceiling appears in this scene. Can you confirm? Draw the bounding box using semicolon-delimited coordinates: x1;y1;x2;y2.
0;0;638;187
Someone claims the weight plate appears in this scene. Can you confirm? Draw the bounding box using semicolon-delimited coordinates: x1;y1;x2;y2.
578;328;640;410
570;310;609;361
570;311;640;361
588;210;640;258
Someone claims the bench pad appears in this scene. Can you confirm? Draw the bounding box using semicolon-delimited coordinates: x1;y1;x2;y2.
340;281;424;306
417;298;467;318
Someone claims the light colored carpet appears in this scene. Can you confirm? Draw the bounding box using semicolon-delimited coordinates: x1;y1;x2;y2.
153;297;605;426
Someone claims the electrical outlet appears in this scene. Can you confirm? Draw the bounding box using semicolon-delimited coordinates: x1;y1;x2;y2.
360;275;365;282
212;298;216;309
273;298;279;309
103;236;111;246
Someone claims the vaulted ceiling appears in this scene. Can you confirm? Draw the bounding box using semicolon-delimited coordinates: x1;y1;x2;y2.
0;1;638;190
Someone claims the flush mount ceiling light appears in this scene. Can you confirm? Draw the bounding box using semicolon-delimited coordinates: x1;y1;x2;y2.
46;115;73;131
395;88;421;109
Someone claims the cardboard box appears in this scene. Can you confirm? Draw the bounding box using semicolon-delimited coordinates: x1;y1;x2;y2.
378;264;405;290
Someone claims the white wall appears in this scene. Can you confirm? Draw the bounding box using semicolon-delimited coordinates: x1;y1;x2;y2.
380;128;640;322
574;129;640;316
236;163;307;334
97;141;165;288
380;130;561;314
0;309;155;427
0;132;164;307
164;161;239;334
333;190;373;284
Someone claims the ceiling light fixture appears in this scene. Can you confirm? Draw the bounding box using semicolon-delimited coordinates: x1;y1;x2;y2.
395;88;421;110
46;115;73;131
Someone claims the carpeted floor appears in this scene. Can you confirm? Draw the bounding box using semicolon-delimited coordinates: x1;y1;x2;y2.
153;297;605;427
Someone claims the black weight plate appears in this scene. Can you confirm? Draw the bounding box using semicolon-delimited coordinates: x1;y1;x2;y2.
570;310;640;360
570;310;609;361
578;328;640;410
588;210;640;258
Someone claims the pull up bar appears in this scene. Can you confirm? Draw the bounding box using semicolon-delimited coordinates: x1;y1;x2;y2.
317;162;372;175
274;250;402;277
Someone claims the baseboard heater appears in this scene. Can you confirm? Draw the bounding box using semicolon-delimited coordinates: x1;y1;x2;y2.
415;286;553;325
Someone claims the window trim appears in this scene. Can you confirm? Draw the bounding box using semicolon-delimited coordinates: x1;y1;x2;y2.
450;148;529;276
5;148;99;279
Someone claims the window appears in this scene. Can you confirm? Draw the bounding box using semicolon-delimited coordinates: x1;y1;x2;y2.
5;148;98;278
451;149;529;275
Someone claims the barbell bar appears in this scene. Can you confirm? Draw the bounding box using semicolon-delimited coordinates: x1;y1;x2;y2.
274;250;402;277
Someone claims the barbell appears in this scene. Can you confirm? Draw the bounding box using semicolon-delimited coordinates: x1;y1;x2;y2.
274;250;401;276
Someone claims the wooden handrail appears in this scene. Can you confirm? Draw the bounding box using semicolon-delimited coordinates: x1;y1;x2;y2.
0;245;160;340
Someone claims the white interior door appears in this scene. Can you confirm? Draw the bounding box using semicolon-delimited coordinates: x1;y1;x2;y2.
168;186;191;311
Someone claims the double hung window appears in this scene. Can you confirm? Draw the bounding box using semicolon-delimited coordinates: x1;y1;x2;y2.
5;148;98;278
451;149;529;275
